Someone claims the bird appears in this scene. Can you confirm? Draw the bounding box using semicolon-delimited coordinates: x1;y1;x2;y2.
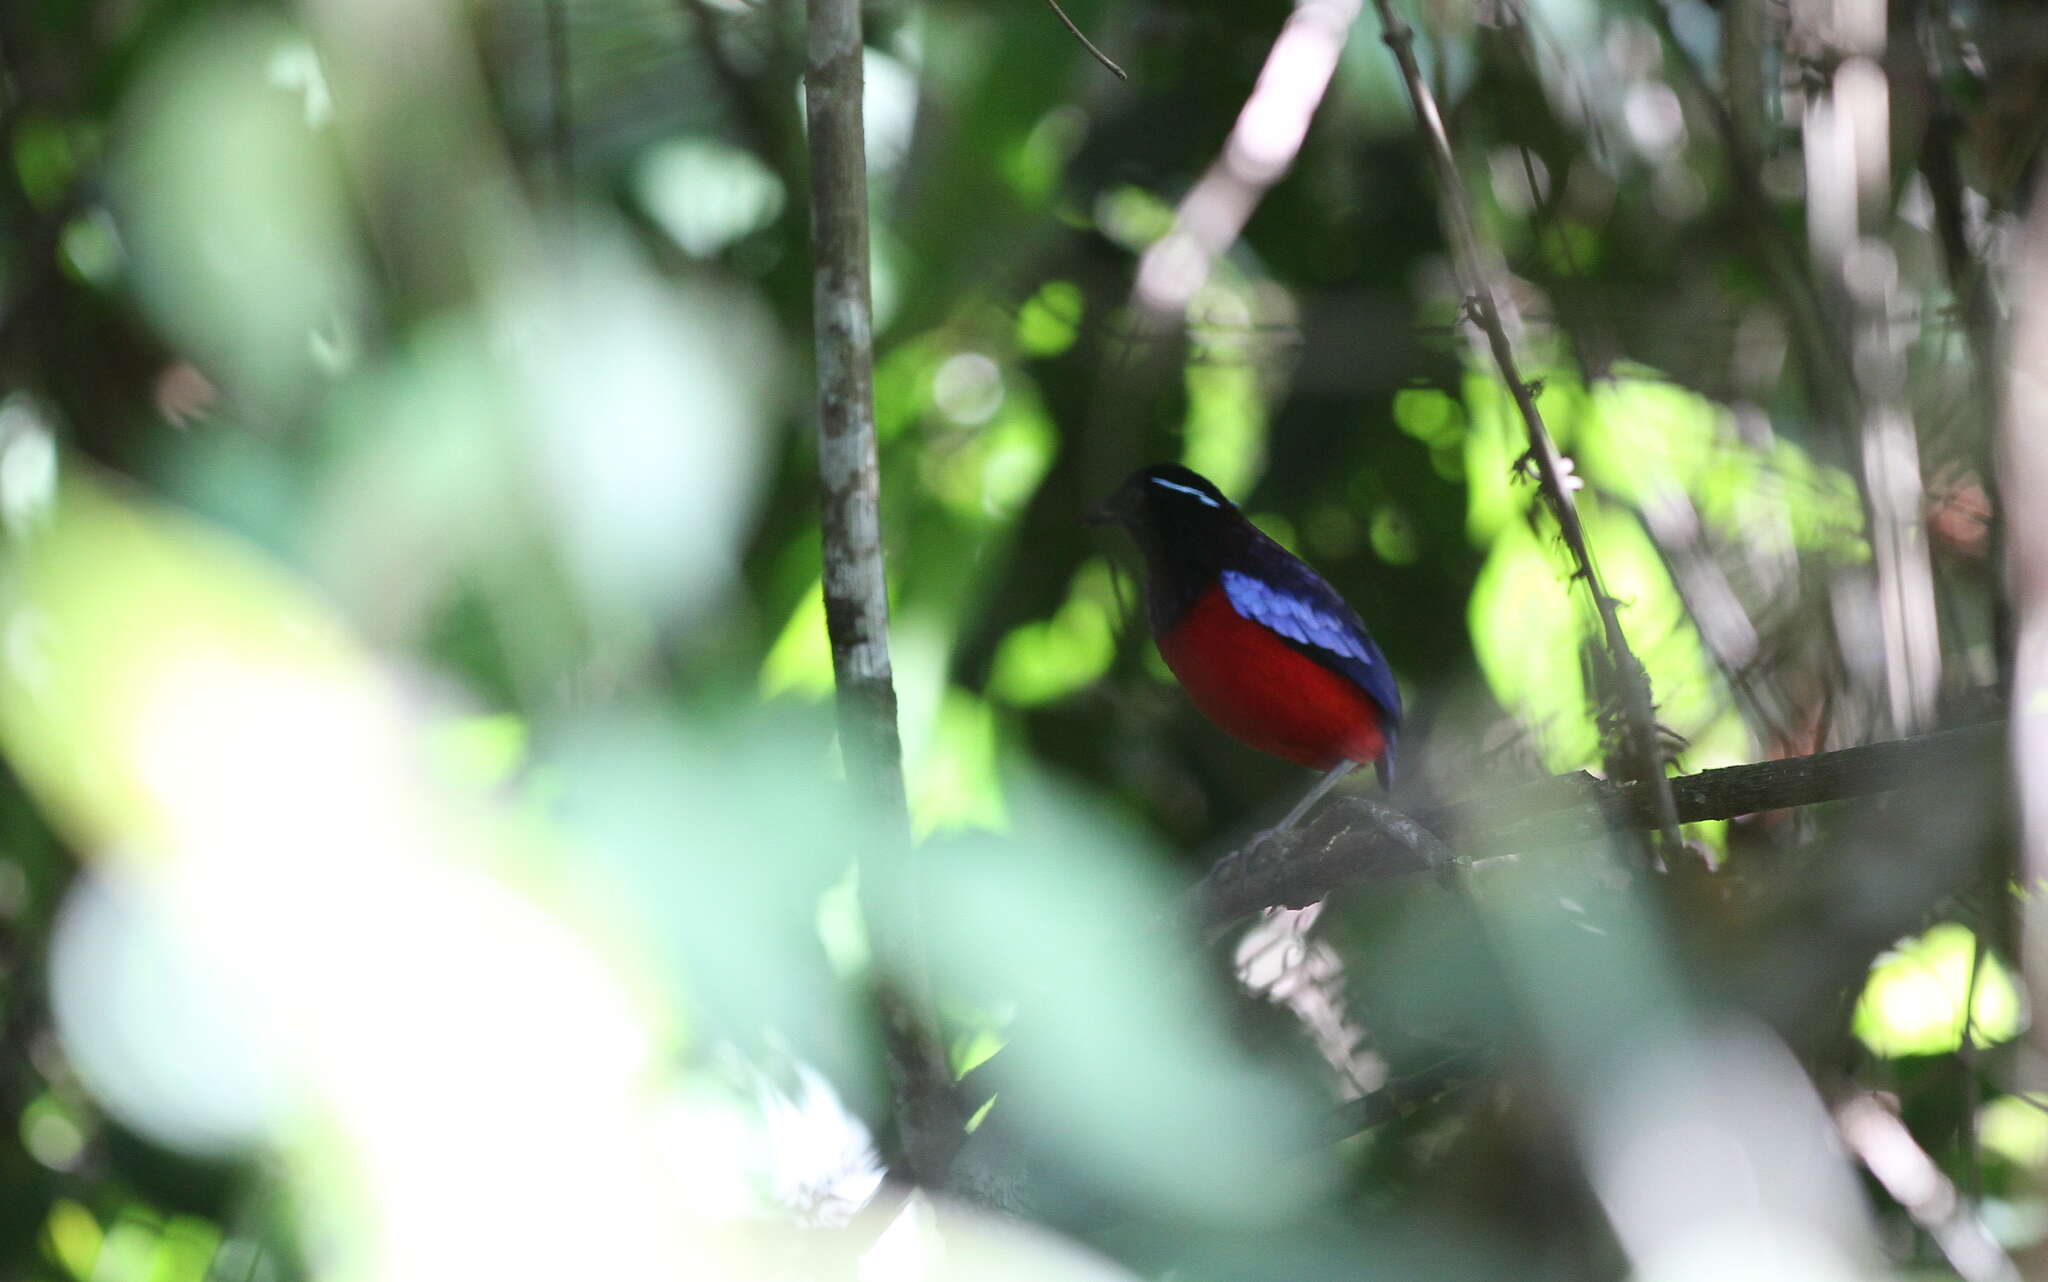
1088;463;1401;833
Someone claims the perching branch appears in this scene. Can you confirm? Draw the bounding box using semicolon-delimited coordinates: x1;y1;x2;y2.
1367;0;1683;856
1196;721;2004;929
802;0;954;1183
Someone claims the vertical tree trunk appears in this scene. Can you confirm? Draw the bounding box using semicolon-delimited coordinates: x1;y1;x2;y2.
801;0;955;1184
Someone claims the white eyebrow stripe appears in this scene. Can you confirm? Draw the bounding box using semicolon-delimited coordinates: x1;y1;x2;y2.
1150;477;1222;508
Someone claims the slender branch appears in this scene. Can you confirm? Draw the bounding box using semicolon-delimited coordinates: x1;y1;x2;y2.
1041;0;1126;80
1835;1094;2020;1282
802;0;953;1183
1196;721;2004;928
1133;0;1362;320
1367;0;1682;854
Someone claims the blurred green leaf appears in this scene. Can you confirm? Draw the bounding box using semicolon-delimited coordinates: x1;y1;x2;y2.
114;15;365;413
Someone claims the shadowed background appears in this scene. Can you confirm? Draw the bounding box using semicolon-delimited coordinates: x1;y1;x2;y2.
0;0;2043;1278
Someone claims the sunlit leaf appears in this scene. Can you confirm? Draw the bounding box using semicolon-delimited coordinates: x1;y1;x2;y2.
43;1199;100;1281
1093;185;1175;250
1854;922;2024;1058
1182;342;1266;499
990;562;1117;707
762;580;836;702
1979;1095;2048;1170
907;687;1006;835
428;713;529;792
1016;280;1084;357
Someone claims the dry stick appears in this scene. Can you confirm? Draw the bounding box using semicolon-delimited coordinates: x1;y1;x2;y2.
1367;0;1682;855
1195;721;2003;929
1041;0;1127;79
802;0;953;1184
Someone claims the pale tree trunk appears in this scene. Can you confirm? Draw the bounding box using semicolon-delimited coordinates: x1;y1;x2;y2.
801;0;956;1184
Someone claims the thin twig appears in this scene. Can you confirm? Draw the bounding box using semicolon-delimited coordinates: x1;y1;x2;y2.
1041;0;1126;79
803;0;954;1183
1367;0;1682;855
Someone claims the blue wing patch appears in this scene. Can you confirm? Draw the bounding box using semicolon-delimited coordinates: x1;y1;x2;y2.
1219;568;1403;731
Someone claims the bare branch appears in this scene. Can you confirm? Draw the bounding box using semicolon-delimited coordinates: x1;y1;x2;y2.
1835;1094;2020;1282
1133;0;1362;321
1196;721;2004;929
1198;793;1456;930
1366;0;1682;854
802;0;954;1182
1041;0;1126;80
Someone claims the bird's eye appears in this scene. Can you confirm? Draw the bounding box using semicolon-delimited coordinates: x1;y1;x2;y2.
1149;477;1221;508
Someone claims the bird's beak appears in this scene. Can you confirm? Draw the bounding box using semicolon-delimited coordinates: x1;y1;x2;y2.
1084;484;1138;528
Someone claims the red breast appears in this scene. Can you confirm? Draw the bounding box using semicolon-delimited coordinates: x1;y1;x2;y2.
1155;583;1388;771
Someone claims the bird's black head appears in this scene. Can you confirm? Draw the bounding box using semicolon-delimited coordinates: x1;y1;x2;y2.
1086;464;1240;536
1087;466;1255;609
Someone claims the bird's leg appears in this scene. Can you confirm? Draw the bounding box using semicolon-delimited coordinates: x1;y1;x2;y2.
1261;760;1358;842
